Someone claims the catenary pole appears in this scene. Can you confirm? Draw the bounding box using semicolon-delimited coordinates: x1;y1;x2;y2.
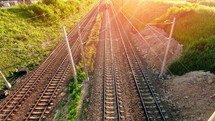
160;17;176;77
62;26;77;83
77;22;89;81
0;70;11;89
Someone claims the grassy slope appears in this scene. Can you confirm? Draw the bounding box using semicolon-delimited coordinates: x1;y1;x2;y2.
122;0;215;75
157;4;215;75
0;0;96;90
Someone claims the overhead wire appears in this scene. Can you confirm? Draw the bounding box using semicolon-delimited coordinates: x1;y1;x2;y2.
112;1;163;61
118;1;190;74
146;25;190;72
110;0;176;74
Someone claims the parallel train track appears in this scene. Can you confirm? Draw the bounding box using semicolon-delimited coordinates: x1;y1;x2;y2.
0;3;99;121
110;2;168;120
90;2;168;121
24;9;99;119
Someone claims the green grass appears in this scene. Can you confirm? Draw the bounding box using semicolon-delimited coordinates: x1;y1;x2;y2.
0;0;96;90
67;15;101;120
84;15;101;72
156;3;215;75
120;0;215;75
68;82;81;121
67;64;87;121
54;12;100;121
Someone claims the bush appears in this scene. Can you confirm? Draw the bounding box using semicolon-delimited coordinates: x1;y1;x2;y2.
68;82;81;121
77;71;86;83
42;0;61;6
169;36;215;75
153;3;215;75
19;0;79;22
67;63;88;120
21;3;57;21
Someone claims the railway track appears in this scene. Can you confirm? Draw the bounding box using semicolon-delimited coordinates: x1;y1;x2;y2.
24;56;70;120
0;4;99;121
89;5;143;121
110;2;168;120
0;40;67;120
88;9;106;121
102;9;121;120
23;6;99;120
87;1;168;120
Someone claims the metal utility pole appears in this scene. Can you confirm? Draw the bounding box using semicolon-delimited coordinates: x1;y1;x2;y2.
62;26;77;83
160;17;176;77
0;70;11;89
77;22;89;81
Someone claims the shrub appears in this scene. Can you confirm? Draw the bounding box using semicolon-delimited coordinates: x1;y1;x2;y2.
19;0;78;22
153;3;215;75
68;82;81;121
26;4;57;20
169;36;215;75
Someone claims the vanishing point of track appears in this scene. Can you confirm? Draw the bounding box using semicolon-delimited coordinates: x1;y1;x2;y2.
89;2;168;121
1;1;169;121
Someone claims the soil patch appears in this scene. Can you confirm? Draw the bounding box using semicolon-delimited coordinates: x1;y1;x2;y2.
160;71;215;120
132;26;183;73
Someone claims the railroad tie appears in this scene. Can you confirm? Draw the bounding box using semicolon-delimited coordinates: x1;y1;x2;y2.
105;101;114;104
105;116;115;120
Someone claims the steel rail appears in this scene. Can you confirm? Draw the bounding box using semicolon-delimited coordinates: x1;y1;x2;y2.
0;4;99;121
24;6;99;120
110;5;150;121
110;2;167;121
0;42;67;120
24;55;69;120
108;8;121;121
102;8;120;121
24;12;98;121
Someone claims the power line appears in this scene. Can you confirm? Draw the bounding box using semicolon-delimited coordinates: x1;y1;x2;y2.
145;26;190;73
110;1;176;75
